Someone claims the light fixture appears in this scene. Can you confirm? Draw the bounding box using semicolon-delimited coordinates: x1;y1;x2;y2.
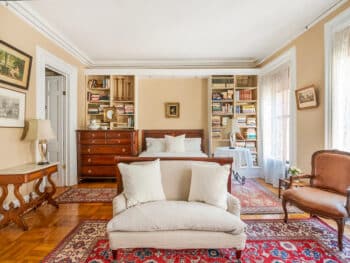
25;119;56;165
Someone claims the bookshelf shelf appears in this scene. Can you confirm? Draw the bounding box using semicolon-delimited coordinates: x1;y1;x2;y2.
209;74;259;166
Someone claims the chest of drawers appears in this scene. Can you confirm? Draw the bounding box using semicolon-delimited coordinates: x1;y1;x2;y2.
76;130;138;181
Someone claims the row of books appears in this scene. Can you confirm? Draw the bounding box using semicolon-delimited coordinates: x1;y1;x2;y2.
237;116;256;126
116;103;134;114
212;77;234;89
88;78;110;89
213;103;233;114
235;105;256;114
245;128;257;140
235;90;254;101
235;141;257;153
212;90;234;100
212;116;221;127
87;104;110;114
87;92;110;102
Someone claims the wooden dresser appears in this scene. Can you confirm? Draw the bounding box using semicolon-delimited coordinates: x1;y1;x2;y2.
76;130;138;181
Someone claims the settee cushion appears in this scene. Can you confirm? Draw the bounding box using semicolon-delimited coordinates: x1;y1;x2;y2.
107;200;245;234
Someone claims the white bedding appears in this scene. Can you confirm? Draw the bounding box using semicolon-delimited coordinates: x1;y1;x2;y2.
139;151;208;158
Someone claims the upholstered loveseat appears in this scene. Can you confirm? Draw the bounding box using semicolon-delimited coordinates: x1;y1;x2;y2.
107;157;246;261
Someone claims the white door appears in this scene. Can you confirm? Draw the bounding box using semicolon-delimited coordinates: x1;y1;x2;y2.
46;75;66;186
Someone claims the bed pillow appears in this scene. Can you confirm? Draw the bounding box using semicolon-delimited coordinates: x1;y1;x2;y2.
165;134;185;152
188;163;230;210
184;138;202;152
146;138;166;152
118;159;166;207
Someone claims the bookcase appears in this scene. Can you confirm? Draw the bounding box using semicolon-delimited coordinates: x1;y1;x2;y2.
208;75;259;166
85;75;136;130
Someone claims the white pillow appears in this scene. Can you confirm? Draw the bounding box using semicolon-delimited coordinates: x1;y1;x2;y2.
188;163;230;210
118;159;166;207
165;134;185;152
184;138;202;152
146;138;165;152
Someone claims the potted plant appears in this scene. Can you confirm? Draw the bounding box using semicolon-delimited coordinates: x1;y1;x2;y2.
288;166;302;181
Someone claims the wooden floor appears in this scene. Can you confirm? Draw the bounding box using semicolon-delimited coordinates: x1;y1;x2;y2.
0;179;349;262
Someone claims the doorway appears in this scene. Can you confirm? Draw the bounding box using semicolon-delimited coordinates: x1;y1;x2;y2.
45;68;66;186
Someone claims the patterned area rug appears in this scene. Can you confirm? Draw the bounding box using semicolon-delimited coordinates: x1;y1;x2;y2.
231;179;301;214
42;218;350;262
55;188;118;203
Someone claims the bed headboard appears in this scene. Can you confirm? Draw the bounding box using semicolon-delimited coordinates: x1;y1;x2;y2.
141;129;205;152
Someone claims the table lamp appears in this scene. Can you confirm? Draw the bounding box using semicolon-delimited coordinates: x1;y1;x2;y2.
25;119;56;165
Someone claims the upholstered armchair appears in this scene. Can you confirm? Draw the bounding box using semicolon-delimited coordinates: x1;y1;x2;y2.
282;150;350;251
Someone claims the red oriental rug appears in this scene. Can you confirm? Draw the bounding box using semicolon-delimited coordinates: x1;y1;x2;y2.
231;179;301;214
55;188;118;203
42;218;350;262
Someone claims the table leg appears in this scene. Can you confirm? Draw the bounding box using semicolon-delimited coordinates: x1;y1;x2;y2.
46;173;58;209
12;183;28;230
278;180;282;199
0;185;9;227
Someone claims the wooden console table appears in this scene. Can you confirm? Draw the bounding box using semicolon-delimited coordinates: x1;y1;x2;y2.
0;162;59;230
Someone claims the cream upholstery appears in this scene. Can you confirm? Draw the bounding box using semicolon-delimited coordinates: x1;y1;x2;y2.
108;160;246;256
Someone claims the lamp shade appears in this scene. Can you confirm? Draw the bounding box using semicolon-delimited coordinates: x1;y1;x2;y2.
25;119;56;141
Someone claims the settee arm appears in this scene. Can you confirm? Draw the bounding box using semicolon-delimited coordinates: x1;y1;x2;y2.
113;193;127;216
227;193;241;217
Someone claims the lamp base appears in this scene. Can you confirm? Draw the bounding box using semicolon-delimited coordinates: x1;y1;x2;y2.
37;161;50;165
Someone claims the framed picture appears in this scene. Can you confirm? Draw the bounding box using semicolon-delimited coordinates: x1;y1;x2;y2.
103;107;116;122
0;40;32;90
0;86;26;127
165;102;180;118
295;85;318;110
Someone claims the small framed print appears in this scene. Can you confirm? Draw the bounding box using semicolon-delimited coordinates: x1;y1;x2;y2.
165;102;180;118
0;40;32;90
0;86;26;127
103;107;116;122
295;85;318;110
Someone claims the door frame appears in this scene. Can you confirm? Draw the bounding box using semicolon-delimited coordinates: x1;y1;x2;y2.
36;46;78;186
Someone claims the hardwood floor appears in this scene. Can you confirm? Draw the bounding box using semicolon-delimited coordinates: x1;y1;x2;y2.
0;179;348;262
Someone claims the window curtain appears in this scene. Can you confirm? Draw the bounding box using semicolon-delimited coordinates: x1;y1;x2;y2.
331;26;350;151
260;63;290;187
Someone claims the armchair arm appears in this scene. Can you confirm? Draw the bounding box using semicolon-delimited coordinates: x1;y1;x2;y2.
346;187;350;215
288;174;314;188
227;193;241;217
112;193;127;216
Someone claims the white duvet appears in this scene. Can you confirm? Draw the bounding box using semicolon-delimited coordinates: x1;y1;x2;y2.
139;151;208;158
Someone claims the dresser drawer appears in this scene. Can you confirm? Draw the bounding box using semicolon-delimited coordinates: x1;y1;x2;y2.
106;131;131;139
80;166;116;177
79;138;106;145
81;155;116;165
105;138;131;145
80;145;131;155
80;132;105;139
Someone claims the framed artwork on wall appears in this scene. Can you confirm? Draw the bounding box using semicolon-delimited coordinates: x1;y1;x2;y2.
0;40;32;90
103;107;116;122
295;85;318;110
0;86;26;127
165;102;180;118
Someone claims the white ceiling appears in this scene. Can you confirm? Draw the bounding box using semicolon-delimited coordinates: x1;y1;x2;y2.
16;0;342;67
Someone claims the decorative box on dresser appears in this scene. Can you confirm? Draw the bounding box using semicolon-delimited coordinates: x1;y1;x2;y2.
76;130;138;182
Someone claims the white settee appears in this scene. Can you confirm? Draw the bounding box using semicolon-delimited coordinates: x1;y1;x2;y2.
107;157;246;261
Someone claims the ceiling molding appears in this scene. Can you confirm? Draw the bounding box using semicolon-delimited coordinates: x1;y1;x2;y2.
5;1;93;65
257;0;348;66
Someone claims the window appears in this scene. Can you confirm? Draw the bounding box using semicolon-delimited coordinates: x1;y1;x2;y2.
325;9;350;151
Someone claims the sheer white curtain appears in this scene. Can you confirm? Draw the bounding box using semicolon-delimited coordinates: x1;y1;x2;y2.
260;63;290;187
331;26;350;151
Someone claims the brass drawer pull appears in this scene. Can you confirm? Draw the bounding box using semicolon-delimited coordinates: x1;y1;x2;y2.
88;169;92;174
87;148;91;153
122;148;126;153
92;133;95;137
88;158;91;163
117;139;120;143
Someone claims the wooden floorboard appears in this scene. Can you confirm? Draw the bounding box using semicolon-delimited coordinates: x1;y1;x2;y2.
0;179;348;262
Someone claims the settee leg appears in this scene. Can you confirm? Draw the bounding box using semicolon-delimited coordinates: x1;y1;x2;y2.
112;250;118;260
336;219;345;251
236;249;242;259
282;198;288;223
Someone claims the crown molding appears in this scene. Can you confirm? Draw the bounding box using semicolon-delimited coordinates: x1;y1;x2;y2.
5;1;93;65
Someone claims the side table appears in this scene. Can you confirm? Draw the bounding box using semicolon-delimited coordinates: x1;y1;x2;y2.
0;162;59;230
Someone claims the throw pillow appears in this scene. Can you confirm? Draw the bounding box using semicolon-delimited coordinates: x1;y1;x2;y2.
118;159;166;207
165;134;185;152
146;138;166;152
188;163;230;210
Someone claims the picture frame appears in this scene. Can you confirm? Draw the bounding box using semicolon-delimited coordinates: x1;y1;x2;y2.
295;85;318;110
103;107;116;122
0;86;26;127
0;40;32;90
165;102;180;118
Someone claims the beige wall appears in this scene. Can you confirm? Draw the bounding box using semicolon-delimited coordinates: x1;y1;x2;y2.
0;5;85;170
138;78;208;151
259;2;350;173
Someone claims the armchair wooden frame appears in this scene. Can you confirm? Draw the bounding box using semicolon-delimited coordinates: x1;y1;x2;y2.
282;150;350;251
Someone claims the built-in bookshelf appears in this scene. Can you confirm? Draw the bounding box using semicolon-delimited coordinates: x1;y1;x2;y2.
208;75;259;166
85;75;136;130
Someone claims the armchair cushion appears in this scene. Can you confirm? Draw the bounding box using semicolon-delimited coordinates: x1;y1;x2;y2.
283;186;348;218
107;200;245;234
